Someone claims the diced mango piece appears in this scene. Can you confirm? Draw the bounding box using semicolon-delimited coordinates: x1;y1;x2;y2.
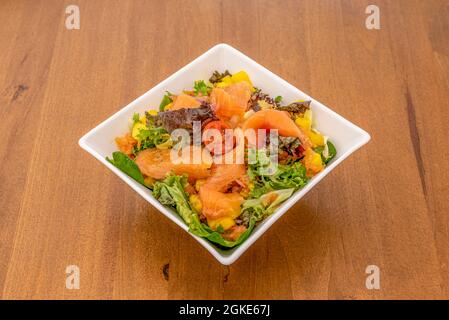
147;110;158;116
295;116;311;132
144;176;155;188
216;75;233;88
132;122;147;141
308;131;325;146
303;148;324;175
215;71;255;91
304;109;313;122
189;194;203;213
208;217;236;231
195;179;206;192
295;109;324;147
231;71;253;87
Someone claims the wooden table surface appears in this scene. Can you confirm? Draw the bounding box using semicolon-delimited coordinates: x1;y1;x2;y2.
1;0;448;300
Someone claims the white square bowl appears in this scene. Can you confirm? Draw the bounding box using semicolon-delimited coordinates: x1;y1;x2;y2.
79;43;370;265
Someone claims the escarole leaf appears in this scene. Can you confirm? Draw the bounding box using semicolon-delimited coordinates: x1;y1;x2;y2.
132;113;172;155
133;125;171;155
242;189;294;222
153;175;194;225
106;151;145;185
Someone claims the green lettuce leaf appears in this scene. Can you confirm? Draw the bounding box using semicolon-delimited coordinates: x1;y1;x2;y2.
133;126;171;154
248;149;308;198
106;151;145;185
193;80;211;96
159;91;173;111
132;113;140;125
314;140;337;164
194;218;256;248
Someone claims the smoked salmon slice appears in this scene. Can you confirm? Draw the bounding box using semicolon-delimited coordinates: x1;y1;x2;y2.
199;189;243;220
134;147;212;180
210;82;251;120
202;163;247;192
242;109;313;149
171;94;201;110
198;163;247;221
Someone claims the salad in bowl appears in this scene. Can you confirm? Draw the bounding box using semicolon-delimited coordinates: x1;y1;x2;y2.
107;70;336;249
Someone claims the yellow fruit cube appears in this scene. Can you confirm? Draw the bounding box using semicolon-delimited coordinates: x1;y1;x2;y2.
132;122;147;141
144;177;155;188
215;71;255;91
221;75;233;83
195;179;206;192
303;148;324;175
215;75;233;88
295;116;311;132
231;70;253;87
208;217;236;231
308;131;325;146
304;109;313;122
189;194;203;213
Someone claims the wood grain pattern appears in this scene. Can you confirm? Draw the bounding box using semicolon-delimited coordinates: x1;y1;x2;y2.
0;0;448;299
